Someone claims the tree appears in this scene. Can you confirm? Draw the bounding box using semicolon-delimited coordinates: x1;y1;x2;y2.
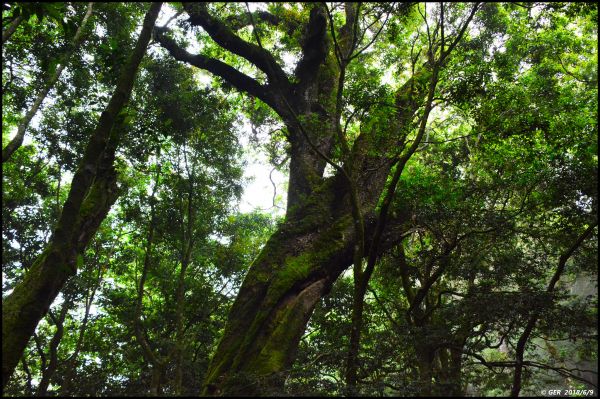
2;3;162;388
152;2;486;394
2;2;94;163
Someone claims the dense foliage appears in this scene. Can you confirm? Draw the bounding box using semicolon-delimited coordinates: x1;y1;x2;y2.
2;2;597;397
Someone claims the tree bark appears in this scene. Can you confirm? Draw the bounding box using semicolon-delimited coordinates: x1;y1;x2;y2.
203;204;355;395
2;3;94;163
1;3;162;389
417;353;434;397
447;347;464;396
202;173;409;395
150;366;163;396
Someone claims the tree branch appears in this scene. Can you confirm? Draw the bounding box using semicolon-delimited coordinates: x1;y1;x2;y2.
183;3;290;88
294;4;329;88
439;3;480;65
226;10;280;30
154;28;278;110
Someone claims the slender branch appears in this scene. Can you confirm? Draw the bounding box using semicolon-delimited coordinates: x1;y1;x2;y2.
439;3;480;65
323;2;343;66
367;285;402;331
159;10;183;29
2;3;94;163
21;356;33;396
511;221;598;397
440;2;445;52
347;8;391;62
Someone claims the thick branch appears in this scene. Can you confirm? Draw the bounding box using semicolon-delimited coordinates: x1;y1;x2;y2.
226;10;280;30
183;3;289;88
154;28;278;110
2;14;23;44
294;4;328;88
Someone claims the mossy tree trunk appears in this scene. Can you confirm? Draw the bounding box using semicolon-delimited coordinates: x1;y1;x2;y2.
203;195;355;395
2;13;23;44
1;3;162;389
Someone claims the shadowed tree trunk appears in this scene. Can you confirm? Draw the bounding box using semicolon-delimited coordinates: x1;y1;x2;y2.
416;346;434;397
1;3;162;389
447;347;465;396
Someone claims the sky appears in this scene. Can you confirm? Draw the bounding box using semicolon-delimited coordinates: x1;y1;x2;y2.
237;120;287;217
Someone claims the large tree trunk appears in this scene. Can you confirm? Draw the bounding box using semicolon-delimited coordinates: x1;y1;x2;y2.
415;343;435;397
203;189;357;395
202;164;407;395
1;3;162;388
155;4;425;395
447;347;464;396
436;347;464;397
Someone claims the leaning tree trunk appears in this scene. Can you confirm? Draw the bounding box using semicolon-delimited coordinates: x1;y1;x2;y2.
2;14;24;44
1;3;162;389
